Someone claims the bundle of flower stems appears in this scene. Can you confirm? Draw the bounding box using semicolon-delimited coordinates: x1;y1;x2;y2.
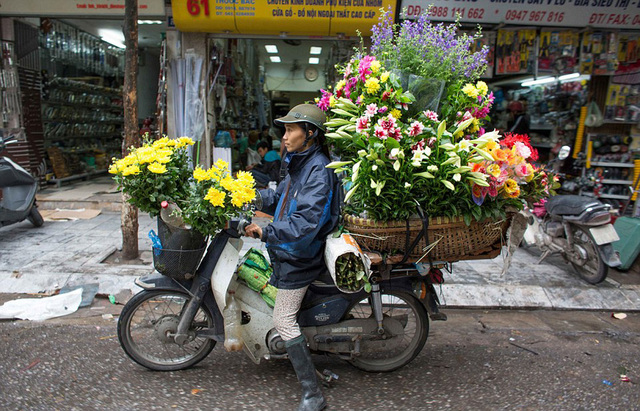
236;248;277;307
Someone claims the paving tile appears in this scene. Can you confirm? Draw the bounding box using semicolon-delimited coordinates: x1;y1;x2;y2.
543;287;633;311
439;284;552;309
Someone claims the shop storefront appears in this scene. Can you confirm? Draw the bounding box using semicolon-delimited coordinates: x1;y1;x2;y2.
0;0;165;186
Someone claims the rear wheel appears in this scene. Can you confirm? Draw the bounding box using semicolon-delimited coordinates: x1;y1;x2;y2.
344;290;428;372
117;290;216;371
569;226;608;284
27;207;44;227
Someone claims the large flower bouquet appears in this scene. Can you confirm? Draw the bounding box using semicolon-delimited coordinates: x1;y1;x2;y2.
319;9;556;260
110;137;255;236
109;136;195;216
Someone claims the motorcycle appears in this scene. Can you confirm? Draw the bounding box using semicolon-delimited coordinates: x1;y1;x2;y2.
117;217;445;374
0;134;44;228
522;146;621;284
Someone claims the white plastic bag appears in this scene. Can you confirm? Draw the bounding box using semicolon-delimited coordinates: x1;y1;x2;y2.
585;101;604;127
324;233;371;293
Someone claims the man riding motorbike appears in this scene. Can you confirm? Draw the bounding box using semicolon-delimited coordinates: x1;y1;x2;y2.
245;104;340;411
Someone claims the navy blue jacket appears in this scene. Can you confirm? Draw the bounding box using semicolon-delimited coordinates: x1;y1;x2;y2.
259;144;340;289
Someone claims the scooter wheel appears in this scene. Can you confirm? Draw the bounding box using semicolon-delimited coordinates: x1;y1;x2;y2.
27;207;44;227
117;290;216;371
569;226;608;284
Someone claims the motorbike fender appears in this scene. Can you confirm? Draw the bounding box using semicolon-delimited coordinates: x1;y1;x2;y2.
210;238;243;314
597;243;622;268
234;283;274;365
134;273;225;334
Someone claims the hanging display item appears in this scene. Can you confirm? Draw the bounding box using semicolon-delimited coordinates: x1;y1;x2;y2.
495;29;536;75
580;31;619;75
537;29;579;74
40;19;124;77
0;41;23;134
604;67;640;123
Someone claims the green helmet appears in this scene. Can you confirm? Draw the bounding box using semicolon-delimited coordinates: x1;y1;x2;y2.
273;104;326;132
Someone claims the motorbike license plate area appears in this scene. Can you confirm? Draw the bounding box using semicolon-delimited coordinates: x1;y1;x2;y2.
589;225;620;245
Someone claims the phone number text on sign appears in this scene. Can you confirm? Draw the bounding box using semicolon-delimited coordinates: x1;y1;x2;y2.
505;10;565;23
405;5;485;20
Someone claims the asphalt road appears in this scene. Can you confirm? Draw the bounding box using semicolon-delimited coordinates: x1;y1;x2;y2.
1;308;639;410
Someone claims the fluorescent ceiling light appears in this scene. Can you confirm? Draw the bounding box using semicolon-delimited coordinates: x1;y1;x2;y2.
521;77;555;87
138;20;163;24
270;56;281;63
309;46;322;55
265;45;278;54
309;57;319;64
98;29;125;49
558;73;580;81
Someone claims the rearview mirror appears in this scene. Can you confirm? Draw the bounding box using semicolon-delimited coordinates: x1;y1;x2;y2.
558;145;571;160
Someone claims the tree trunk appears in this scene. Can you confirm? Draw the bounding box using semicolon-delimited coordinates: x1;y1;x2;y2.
121;0;139;260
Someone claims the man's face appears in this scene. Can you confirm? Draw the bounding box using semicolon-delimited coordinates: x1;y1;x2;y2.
257;147;268;158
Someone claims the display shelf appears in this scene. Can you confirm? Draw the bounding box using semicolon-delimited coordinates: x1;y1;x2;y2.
43;120;123;125
49;169;108;188
590;162;635;168
42;100;123;111
601;179;634;185
45;134;119;140
603;120;639;125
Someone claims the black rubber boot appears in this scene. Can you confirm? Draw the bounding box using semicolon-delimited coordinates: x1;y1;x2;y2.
285;334;326;411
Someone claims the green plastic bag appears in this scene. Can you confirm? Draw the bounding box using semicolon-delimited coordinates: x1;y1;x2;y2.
236;248;277;307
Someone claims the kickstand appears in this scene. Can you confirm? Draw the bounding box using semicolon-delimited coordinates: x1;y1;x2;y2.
317;368;339;388
537;250;550;264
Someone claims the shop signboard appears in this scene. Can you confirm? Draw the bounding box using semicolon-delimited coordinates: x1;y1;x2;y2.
171;0;398;36
0;0;165;17
400;0;640;30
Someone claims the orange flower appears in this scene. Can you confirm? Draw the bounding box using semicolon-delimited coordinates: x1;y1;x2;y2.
492;148;508;162
505;186;521;198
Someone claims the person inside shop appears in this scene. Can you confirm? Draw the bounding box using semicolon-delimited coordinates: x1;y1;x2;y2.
260;125;274;151
507;100;530;135
244;104;340;411
246;141;281;187
245;130;262;169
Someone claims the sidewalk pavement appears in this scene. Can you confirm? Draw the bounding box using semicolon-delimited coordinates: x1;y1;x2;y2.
0;176;638;312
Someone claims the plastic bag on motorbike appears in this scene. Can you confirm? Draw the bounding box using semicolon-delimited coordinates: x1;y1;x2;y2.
324;232;372;293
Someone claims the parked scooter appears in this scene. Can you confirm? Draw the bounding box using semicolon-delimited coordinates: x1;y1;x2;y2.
117;217;444;374
522;146;621;284
0;134;43;228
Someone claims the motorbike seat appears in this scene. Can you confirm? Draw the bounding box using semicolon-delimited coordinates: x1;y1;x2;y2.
545;195;606;216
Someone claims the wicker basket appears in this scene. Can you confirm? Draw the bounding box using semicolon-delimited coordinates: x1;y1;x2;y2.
343;213;512;263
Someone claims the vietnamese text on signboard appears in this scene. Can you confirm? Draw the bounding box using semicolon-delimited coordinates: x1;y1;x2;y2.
0;0;165;17
400;0;640;29
172;0;397;36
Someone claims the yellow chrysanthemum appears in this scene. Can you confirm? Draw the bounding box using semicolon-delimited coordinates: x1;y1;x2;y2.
462;83;479;98
380;71;390;83
486;164;501;178
370;60;381;73
122;164;141;176
476;81;488;96
390;109;402;120
122;154;137;166
108;161;122;174
235;170;255;187
193;166;210;182
147;162;167;174
204;187;226;207
364;77;381;94
176;136;195;147
215;159;229;172
153;137;169;148
221;175;235;191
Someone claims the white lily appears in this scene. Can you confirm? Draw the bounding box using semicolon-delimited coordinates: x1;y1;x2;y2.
452;173;461;182
441;179;455;190
393;160;401;171
326;160;352;169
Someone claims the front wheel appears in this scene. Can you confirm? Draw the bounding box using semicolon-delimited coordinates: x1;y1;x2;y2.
569;226;608;284
27;207;44;227
344;290;428;372
117;290;216;371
